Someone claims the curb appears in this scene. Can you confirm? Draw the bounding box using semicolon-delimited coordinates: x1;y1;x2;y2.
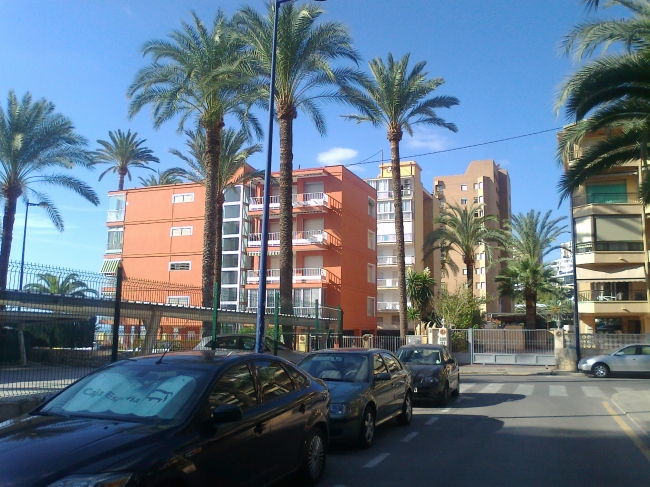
460;370;555;377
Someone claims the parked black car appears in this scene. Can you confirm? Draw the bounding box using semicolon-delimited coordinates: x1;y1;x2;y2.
299;348;412;448
396;344;460;405
0;351;329;487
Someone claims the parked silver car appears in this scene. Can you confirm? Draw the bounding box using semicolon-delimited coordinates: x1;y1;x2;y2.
578;344;650;377
194;334;306;364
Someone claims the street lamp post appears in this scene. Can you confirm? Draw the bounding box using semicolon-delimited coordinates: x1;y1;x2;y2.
255;0;326;353
19;201;45;291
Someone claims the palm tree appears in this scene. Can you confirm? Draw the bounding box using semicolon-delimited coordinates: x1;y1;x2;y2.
556;1;650;201
138;168;186;187
427;237;459;286
495;210;567;329
94;129;159;191
424;202;506;294
405;268;436;332
341;53;459;337
0;91;99;290
170;127;262;305
235;2;361;317
24;272;99;297
128;11;261;311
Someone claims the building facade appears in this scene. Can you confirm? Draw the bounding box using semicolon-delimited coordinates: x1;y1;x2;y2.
365;161;437;333
562;129;650;335
246;165;378;336
433;160;513;314
550;241;575;289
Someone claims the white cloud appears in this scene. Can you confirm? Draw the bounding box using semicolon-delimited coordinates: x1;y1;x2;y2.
406;130;451;152
316;147;358;166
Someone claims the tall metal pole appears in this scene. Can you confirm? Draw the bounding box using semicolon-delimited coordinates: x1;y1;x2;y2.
569;196;581;365
256;0;284;354
18;202;31;291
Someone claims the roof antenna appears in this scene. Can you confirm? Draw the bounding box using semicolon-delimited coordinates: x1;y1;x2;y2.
156;344;171;364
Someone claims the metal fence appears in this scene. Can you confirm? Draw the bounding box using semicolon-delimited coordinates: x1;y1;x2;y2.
565;333;648;354
473;329;554;355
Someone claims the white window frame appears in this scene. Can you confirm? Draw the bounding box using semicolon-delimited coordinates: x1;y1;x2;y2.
463;268;468;275
167;296;190;306
368;230;376;250
172;193;194;204
367;297;376;317
367;264;376;284
171;226;193;236
461;184;468;191
460;198;467;205
169;261;191;271
368;197;376;218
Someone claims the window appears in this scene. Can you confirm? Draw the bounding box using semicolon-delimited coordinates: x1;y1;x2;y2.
640;346;650;355
377;200;412;220
220;287;238;302
254;361;294;400
373;354;388;377
208;364;258;411
479;182;483;189
223;237;239;251
368;230;376;250
616;346;637;356
169;261;191;271
461;184;467;191
460;198;467;205
106;227;124;252
293;288;321;308
367;297;376;317
172;193;194;204
473;183;478;190
478;196;484;203
368;264;376;283
595;216;642;242
222;254;238;268
221;271;239;285
463;268;468;275
167;296;190;306
481;282;486;290
368;197;376;217
224;187;241;203
107;194;126;222
223;221;239;235
381;352;402;373
476;268;481;275
223;205;240;219
476;282;481;290
475;252;485;260
171;226;192;236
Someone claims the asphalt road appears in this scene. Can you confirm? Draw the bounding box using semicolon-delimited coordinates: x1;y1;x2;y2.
304;375;650;487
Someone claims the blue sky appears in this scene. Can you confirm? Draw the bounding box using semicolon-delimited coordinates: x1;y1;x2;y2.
0;0;620;272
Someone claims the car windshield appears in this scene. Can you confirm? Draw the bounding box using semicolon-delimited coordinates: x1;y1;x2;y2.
300;353;369;382
39;362;213;424
396;348;442;365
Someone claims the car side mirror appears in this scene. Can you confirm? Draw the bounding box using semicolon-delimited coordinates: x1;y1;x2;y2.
446;358;455;365
375;372;391;381
212;404;243;424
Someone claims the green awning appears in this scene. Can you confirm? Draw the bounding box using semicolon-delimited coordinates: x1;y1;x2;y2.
100;258;121;274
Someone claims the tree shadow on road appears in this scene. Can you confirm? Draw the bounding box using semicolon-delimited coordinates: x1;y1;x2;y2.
413;393;525;409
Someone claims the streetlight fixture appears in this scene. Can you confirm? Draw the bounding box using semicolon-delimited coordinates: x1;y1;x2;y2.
19;201;47;291
255;0;327;353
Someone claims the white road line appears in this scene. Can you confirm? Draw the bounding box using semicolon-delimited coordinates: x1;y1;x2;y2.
614;387;633;393
364;453;390;468
549;385;568;397
401;432;420;442
478;383;504;394
514;384;535;396
581;386;606;398
440;408;451;413
425;417;439;425
461;382;477;392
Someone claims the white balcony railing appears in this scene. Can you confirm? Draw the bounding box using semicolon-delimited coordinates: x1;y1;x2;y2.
377;233;413;244
248;230;328;247
246;268;326;284
377;189;412;200
377;256;415;266
377;278;399;288
107;210;125;222
250;192;329;211
377;302;400;311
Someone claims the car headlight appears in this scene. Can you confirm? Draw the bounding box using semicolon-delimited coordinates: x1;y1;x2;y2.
47;473;132;487
422;376;438;383
330;404;351;416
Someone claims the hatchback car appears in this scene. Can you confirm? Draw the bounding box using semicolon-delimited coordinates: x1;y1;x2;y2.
578;343;650;377
194;334;306;364
0;352;329;487
396;344;460;405
299;348;412;448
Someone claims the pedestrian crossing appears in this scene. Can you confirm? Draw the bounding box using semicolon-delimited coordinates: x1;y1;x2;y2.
460;382;649;398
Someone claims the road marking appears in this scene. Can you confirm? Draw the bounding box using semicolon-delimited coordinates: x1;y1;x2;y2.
514;384;535;396
425;417;439;425
401;432;419;442
461;382;477;392
478;383;504;394
614;387;633;393
549;385;568;397
603;401;650;464
364;453;390;468
582;386;606;398
440;407;451;413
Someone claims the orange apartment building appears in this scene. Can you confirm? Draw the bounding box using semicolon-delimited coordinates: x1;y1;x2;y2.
433;160;513;314
246;165;378;336
100;164;377;336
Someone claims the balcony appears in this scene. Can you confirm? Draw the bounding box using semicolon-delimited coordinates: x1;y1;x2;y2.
245;306;324;317
377;302;400;311
107;210;125;222
247;230;328;248
575;241;644;253
572;193;639;207
579;290;646;302
377;256;415;266
246;268;326;284
578;289;647;314
249;193;330;212
377;233;413;244
377;278;399;288
376;189;412;200
377;211;413;221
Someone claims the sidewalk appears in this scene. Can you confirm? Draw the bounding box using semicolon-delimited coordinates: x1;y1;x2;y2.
460;364;556;376
612;390;650;439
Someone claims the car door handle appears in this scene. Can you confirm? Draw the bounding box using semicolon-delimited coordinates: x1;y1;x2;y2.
253;422;267;435
298;403;306;414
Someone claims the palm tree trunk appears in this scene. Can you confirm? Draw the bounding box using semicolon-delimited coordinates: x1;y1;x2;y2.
525;290;537;330
465;257;474;294
201;121;224;336
388;131;408;337
0;189;20;290
118;168;127;191
213;193;224;335
278;105;295;345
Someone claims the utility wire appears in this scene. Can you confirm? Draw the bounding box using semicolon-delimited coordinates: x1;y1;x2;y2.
345;127;563;167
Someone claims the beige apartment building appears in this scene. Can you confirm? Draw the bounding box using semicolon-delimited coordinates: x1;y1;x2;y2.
562;129;649;335
365;161;438;333
433;160;512;314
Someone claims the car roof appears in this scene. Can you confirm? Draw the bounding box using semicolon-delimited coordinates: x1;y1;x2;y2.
121;351;286;366
397;344;445;350
308;348;392;354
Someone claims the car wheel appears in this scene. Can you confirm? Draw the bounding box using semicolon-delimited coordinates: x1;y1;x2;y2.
397;392;413;426
592;363;610;378
299;427;327;485
358;407;376;448
451;375;460;397
439;382;449;407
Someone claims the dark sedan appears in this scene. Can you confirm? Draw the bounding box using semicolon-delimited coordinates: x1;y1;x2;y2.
299;348;412;448
396;344;460;405
0;352;329;487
